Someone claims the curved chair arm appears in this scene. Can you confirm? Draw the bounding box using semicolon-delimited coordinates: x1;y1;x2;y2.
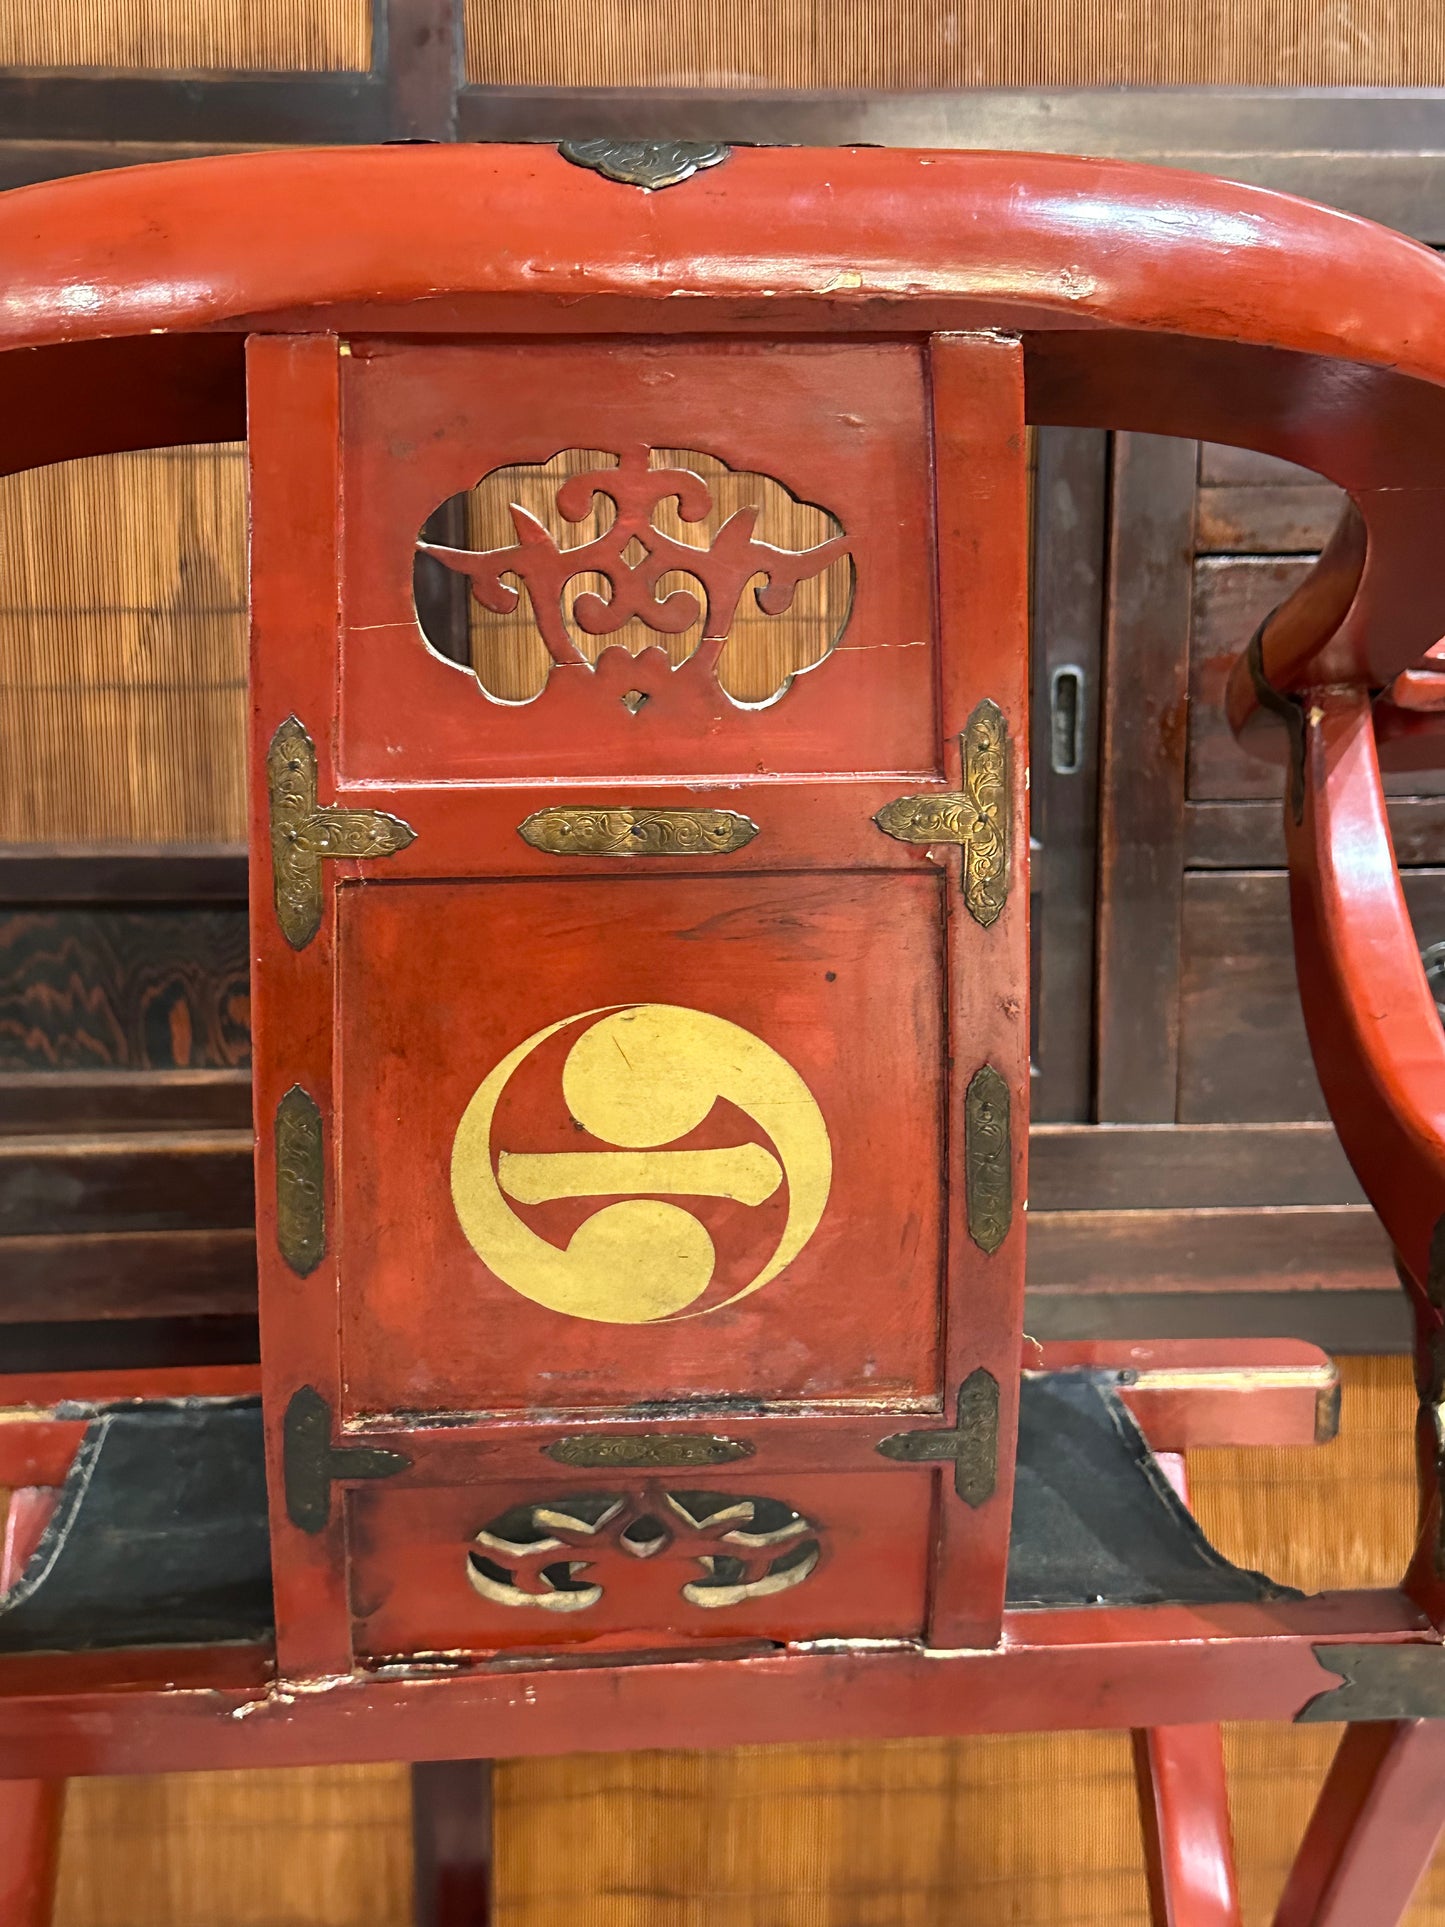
1224;503;1366;755
1284;686;1445;1618
1285;686;1445;1290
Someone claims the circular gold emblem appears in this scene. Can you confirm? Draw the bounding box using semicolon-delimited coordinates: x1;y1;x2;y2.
450;1003;832;1324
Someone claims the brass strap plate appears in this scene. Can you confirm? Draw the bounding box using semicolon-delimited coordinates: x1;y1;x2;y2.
545;1432;755;1468
1296;1644;1445;1722
268;715;416;949
964;1064;1012;1255
275;1084;326;1278
518;805;758;858
283;1386;411;1534
876;1369;1000;1507
874;698;1011;927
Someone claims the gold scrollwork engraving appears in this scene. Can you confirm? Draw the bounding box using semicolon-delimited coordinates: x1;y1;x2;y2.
545;1433;754;1469
873;698;1011;927
965;1063;1012;1256
275;1084;326;1277
518;805;758;859
267;715;416;949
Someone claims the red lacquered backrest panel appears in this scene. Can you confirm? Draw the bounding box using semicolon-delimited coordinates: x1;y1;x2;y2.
250;326;1030;1670
338;340;937;781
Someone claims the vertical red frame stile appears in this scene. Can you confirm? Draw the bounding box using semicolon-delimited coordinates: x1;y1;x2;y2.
247;333;355;1680
927;334;1031;1649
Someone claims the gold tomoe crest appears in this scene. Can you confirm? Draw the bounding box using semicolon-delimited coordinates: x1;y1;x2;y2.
450;1003;832;1324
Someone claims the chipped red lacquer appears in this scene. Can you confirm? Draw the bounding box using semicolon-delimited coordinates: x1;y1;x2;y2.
3;143;1445;1927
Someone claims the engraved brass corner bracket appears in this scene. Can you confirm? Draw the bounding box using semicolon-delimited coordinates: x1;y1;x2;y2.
557;138;731;190
283;1385;411;1534
267;716;416;949
1295;1642;1445;1721
876;1369;1000;1507
874;699;1011;927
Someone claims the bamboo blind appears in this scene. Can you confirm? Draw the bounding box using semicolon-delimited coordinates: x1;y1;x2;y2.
0;447;248;847
461;450;850;707
0;0;369;71
466;0;1445;89
49;1358;1445;1927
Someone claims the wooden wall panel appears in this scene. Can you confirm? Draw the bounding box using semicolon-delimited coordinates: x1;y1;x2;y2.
0;1;369;71
0;448;248;847
54;1764;413;1927
1177;870;1445;1124
465;0;1445;90
493;1735;1155;1926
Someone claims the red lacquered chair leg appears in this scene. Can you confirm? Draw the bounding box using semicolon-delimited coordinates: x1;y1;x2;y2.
0;1487;64;1927
1273;1720;1445;1927
1132;1726;1243;1927
412;1758;492;1927
0;1780;64;1927
1131;1451;1244;1927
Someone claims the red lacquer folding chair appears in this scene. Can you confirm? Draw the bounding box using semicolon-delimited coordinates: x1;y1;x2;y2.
1;140;1444;1927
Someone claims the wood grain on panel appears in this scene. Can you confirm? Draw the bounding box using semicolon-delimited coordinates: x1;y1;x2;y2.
53;1764;413;1927
1195;483;1344;556
0;910;250;1072
0;1129;253;1237
1189;555;1316;803
1030;427;1107;1123
1185;797;1445;870
1095;433;1195;1121
1190;557;1445;801
0;448;248;846
0;0;369;70
1030;1121;1365;1211
1027;1204;1394;1300
1198;447;1326;489
1177;870;1445;1124
0;1069;252;1134
465;0;1445;88
0;1228;257;1323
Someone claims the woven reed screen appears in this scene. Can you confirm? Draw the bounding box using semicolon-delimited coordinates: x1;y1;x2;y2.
466;0;1445;88
0;447;248;847
47;1358;1445;1927
0;0;368;71
1;446;848;847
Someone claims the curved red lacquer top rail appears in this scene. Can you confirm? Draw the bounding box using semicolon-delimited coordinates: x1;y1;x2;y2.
1;144;1445;706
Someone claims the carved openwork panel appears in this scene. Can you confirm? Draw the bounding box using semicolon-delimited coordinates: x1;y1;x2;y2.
466;1486;821;1612
417;446;854;708
347;1468;932;1657
337;340;937;780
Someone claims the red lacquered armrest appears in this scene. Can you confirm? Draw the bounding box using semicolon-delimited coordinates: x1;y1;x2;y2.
1286;688;1445;1288
1030;1338;1338;1451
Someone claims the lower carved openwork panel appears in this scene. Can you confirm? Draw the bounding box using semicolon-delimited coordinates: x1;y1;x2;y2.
347;1471;933;1658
